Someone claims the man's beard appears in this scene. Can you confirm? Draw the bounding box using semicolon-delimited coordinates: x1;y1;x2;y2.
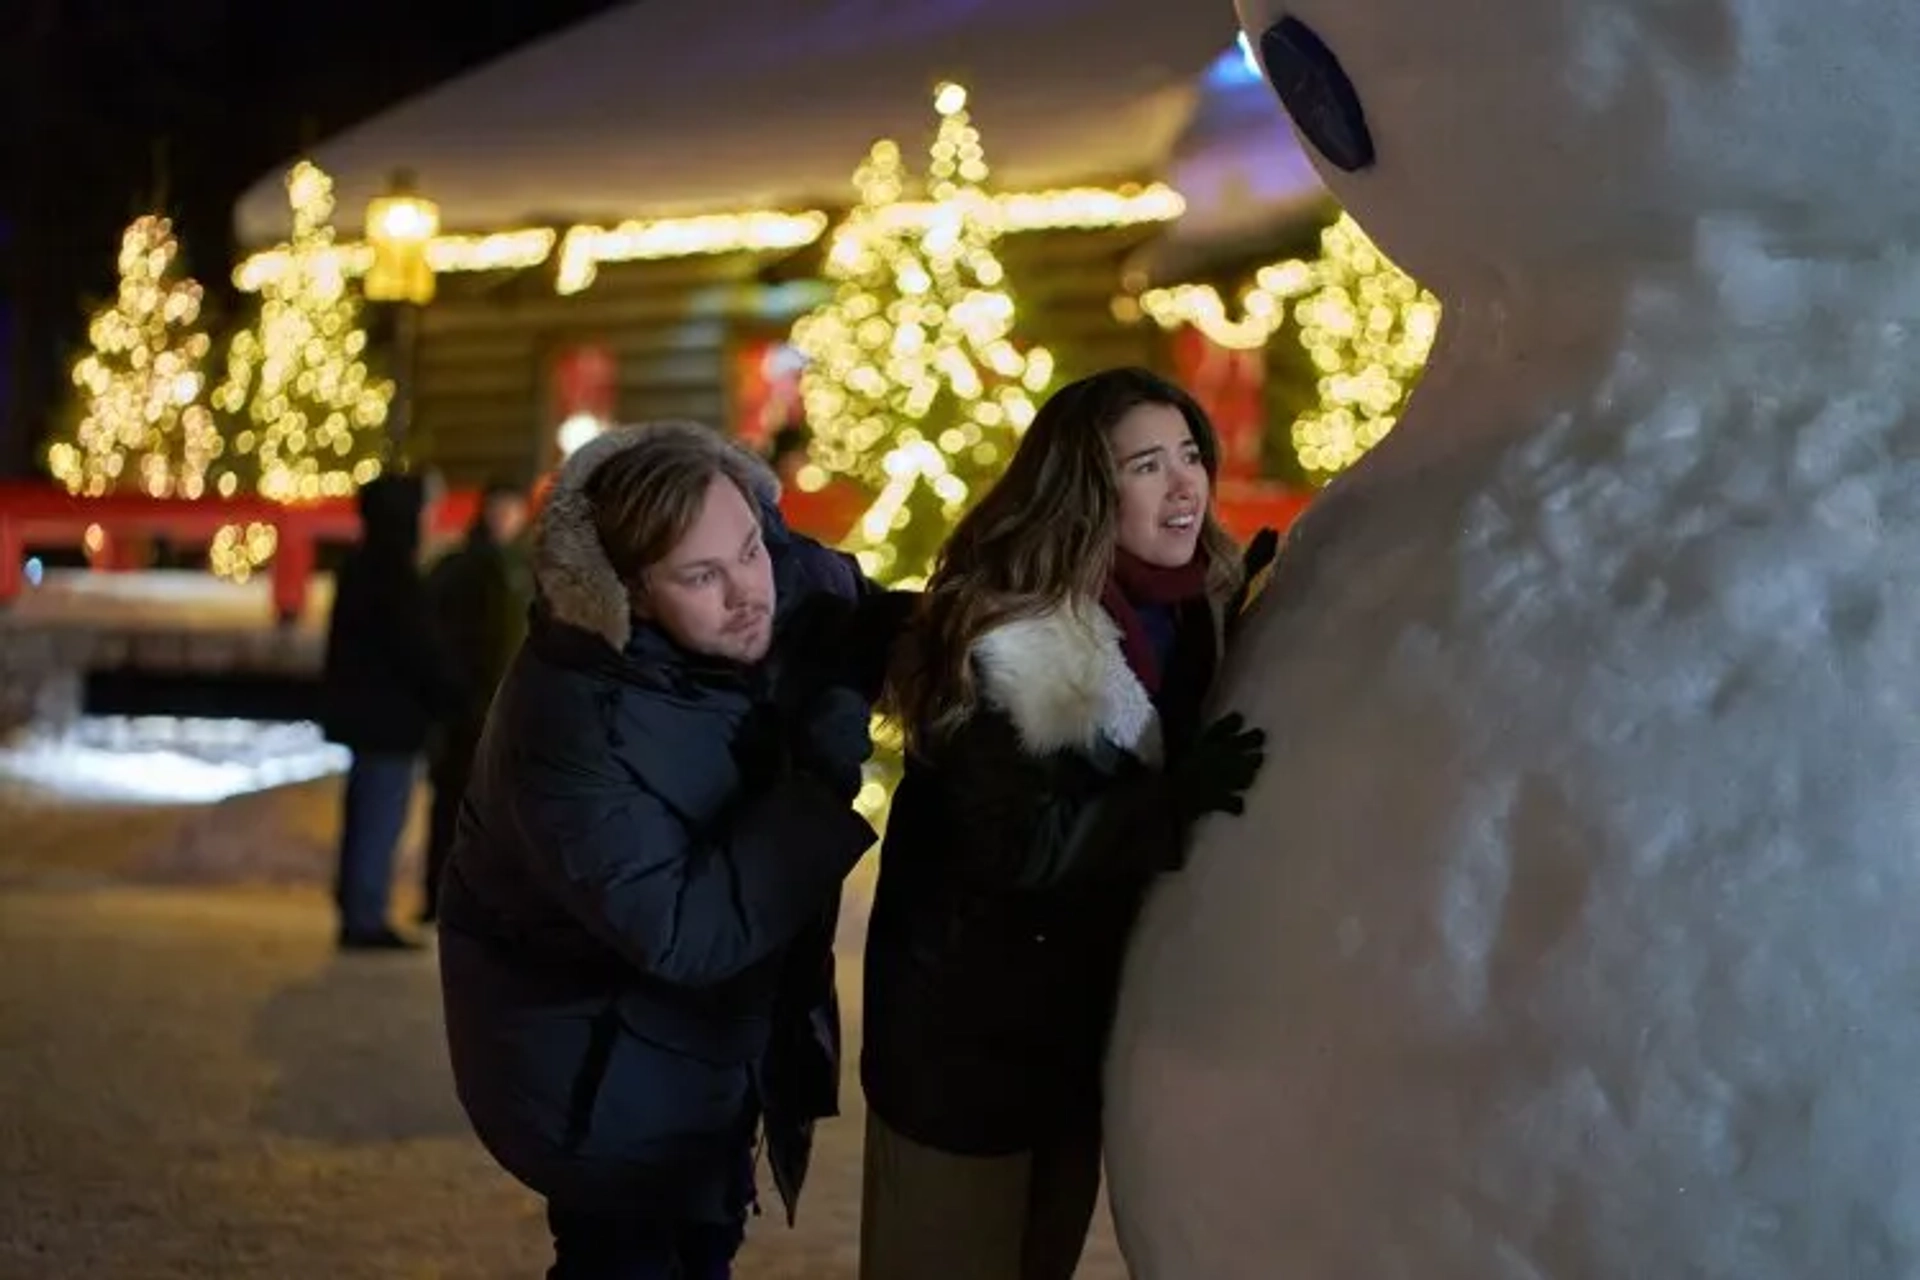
715;609;772;662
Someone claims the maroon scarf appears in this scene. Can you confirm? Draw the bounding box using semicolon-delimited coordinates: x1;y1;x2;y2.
1099;547;1210;695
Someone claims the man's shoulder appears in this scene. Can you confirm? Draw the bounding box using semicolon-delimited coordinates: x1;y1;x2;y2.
491;645;744;815
772;528;862;603
500;640;696;737
494;647;611;734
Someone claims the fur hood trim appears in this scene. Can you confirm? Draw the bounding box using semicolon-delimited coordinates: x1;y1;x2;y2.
972;605;1162;765
533;421;780;652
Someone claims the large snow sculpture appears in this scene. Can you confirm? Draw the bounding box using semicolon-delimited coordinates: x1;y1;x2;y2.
1104;2;1920;1275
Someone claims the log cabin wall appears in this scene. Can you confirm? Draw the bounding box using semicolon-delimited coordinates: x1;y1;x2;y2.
410;250;769;487
406;223;1169;488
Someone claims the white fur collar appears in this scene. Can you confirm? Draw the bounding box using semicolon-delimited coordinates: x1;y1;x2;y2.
972;605;1162;765
532;420;779;652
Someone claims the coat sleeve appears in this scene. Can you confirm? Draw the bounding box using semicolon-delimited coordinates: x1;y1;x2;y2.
929;709;1180;895
775;586;916;708
774;525;918;700
505;723;876;988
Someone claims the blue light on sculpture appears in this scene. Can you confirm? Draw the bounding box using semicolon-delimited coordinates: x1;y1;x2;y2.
1203;36;1265;90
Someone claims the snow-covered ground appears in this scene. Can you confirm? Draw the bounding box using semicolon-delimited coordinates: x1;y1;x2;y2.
0;573;1135;1278
0;756;1128;1278
0;715;347;805
2;568;332;633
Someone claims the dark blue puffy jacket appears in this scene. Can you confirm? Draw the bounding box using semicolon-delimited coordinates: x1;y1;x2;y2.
438;424;894;1226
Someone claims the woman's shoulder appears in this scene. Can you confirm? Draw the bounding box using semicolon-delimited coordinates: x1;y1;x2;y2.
962;605;1157;763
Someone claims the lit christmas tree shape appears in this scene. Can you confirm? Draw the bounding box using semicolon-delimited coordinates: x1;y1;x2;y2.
48;215;219;499
1291;212;1440;480
793;82;1056;586
211;160;393;505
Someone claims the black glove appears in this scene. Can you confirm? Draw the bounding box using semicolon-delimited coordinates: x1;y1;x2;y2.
1225;527;1281;634
1165;711;1266;821
787;685;873;803
1243;526;1281;580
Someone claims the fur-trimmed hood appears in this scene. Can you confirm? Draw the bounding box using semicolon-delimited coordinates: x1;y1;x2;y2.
532;421;780;652
972;605;1164;766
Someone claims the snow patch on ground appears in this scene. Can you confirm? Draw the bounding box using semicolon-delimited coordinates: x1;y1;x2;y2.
0;716;347;805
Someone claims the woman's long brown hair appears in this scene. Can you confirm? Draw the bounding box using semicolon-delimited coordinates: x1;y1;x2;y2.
886;366;1242;749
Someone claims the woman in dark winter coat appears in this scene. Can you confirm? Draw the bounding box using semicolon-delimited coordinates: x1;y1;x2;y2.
438;422;902;1279
860;368;1269;1280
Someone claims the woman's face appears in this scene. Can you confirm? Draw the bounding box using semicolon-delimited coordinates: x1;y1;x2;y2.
1109;402;1210;568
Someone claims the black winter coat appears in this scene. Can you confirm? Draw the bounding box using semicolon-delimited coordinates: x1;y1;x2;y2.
862;599;1219;1157
439;429;900;1228
320;475;457;753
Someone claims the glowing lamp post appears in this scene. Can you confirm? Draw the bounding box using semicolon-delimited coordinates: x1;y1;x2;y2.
364;170;439;457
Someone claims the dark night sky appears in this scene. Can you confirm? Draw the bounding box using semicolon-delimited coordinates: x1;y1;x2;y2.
2;0;621;477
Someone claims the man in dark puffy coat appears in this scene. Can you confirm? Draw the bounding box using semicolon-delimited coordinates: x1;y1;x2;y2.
438;421;902;1278
320;473;457;950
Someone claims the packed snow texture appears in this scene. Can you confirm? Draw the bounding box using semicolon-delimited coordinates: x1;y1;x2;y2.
1104;1;1920;1276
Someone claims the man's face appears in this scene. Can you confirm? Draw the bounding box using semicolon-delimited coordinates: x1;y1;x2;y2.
637;475;776;663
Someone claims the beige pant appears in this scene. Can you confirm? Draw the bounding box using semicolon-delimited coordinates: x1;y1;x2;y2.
859;1112;1103;1280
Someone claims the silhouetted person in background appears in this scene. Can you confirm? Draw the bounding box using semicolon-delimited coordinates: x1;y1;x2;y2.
420;480;532;925
320;473;456;951
767;425;811;491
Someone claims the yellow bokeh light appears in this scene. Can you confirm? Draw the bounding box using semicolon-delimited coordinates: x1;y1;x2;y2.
46;215;221;501
231;186;1183;298
208;160;394;580
1128;212;1439;482
1288;216;1439;479
791;81;1055;589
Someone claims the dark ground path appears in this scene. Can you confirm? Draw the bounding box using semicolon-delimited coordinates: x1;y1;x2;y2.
0;776;1129;1279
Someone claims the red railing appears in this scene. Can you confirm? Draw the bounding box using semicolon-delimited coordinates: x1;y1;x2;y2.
0;483;493;622
0;478;1314;624
0;484;340;622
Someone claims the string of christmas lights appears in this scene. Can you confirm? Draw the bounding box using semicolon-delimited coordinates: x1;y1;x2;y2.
1290;215;1439;479
792;81;1055;588
209;161;393;508
1129;212;1439;481
47;216;220;499
231;186;1186;296
206;161;393;582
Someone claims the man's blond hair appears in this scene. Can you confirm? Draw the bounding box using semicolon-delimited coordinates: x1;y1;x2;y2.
583;427;772;582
